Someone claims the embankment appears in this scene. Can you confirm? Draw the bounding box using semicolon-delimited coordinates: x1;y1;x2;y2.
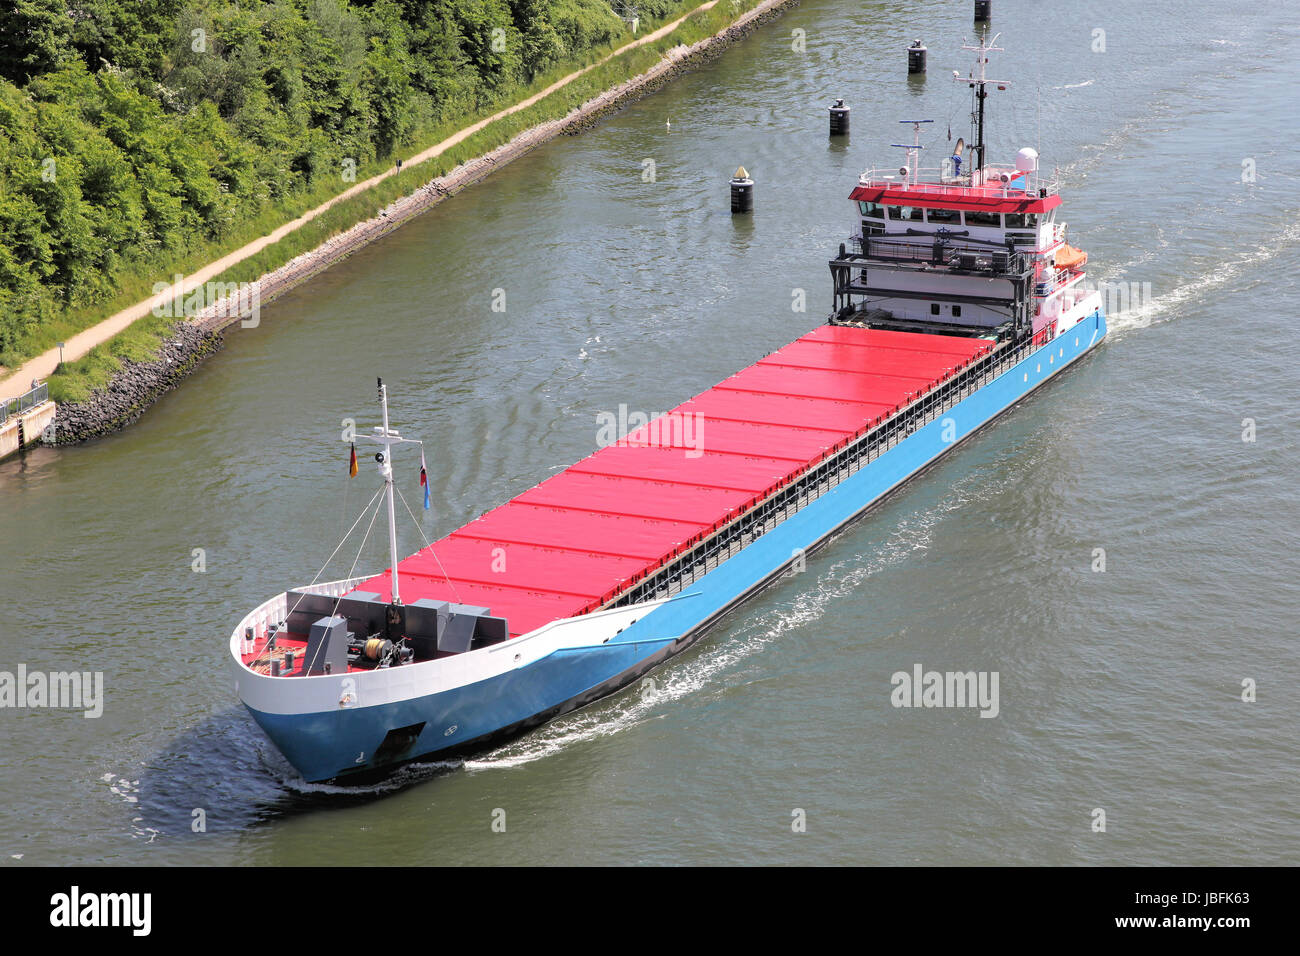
48;325;223;444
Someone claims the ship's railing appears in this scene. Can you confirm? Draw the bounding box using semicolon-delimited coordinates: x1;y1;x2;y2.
860;166;967;188
608;316;1098;610
851;235;1029;276
295;575;371;600
858;165;1059;198
1;382;49;424
230;574;372;657
1035;266;1087;297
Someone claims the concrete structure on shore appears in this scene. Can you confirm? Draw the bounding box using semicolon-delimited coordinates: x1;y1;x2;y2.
1;389;56;461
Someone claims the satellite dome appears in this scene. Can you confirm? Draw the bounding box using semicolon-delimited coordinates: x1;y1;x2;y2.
1014;147;1039;172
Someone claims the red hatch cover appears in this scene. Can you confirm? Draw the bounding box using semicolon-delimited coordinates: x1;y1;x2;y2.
351;325;992;635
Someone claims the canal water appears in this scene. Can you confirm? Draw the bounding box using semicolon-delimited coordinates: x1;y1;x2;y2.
2;0;1296;865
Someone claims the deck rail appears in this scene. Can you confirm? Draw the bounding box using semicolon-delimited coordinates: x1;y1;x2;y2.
1;382;49;424
858;165;1059;198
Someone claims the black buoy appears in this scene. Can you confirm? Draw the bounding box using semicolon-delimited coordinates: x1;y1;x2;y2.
907;39;927;74
828;99;850;136
730;166;753;213
974;0;991;21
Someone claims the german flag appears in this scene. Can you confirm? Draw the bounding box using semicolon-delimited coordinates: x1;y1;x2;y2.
420;450;429;509
349;442;358;477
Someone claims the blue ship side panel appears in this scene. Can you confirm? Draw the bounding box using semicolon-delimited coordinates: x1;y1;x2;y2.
248;635;675;781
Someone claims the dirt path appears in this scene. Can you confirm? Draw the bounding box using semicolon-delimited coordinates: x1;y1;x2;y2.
0;2;720;399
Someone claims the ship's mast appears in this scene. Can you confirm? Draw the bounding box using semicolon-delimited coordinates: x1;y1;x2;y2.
956;33;1008;184
346;380;438;613
377;379;401;605
355;377;423;607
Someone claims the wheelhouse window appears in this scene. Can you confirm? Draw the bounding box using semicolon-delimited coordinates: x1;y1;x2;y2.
925;207;960;225
858;200;886;236
964;210;1001;227
886;205;924;222
1005;212;1040;230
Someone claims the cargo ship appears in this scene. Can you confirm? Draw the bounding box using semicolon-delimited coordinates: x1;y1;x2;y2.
229;37;1105;782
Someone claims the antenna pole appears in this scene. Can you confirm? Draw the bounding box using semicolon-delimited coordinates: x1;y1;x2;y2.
957;33;1006;186
350;379;427;608
1036;81;1041;158
912;120;921;184
891;120;933;187
378;377;401;606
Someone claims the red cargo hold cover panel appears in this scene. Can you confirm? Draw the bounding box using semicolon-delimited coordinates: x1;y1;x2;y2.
351;325;992;634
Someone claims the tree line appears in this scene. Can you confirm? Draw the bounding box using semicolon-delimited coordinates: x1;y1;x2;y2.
0;0;675;360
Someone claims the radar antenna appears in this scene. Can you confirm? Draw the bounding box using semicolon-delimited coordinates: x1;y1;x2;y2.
890;119;933;186
954;33;1010;184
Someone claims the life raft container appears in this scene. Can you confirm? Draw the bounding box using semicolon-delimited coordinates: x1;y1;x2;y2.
1055;244;1088;270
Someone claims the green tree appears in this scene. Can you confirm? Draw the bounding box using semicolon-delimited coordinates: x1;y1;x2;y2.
0;0;75;84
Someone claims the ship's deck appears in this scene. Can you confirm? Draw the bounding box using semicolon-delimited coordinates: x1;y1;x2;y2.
348;325;992;636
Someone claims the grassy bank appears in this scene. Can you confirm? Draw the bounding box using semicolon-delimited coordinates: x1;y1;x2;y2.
46;313;180;404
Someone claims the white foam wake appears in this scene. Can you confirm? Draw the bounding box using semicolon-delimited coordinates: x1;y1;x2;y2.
463;625;778;770
102;771;161;842
1106;222;1300;336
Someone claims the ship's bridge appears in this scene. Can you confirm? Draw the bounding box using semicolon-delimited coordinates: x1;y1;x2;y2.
850;159;1064;258
831;157;1087;338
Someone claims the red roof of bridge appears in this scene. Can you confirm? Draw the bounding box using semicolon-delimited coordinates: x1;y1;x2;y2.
351;325;992;635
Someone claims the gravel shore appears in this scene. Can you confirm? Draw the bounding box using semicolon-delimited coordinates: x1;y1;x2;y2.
48;325;223;444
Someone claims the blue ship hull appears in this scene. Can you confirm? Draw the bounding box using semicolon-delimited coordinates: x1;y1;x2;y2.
247;311;1106;782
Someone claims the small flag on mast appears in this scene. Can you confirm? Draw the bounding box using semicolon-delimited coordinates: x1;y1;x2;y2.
349;442;358;478
420;450;430;510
